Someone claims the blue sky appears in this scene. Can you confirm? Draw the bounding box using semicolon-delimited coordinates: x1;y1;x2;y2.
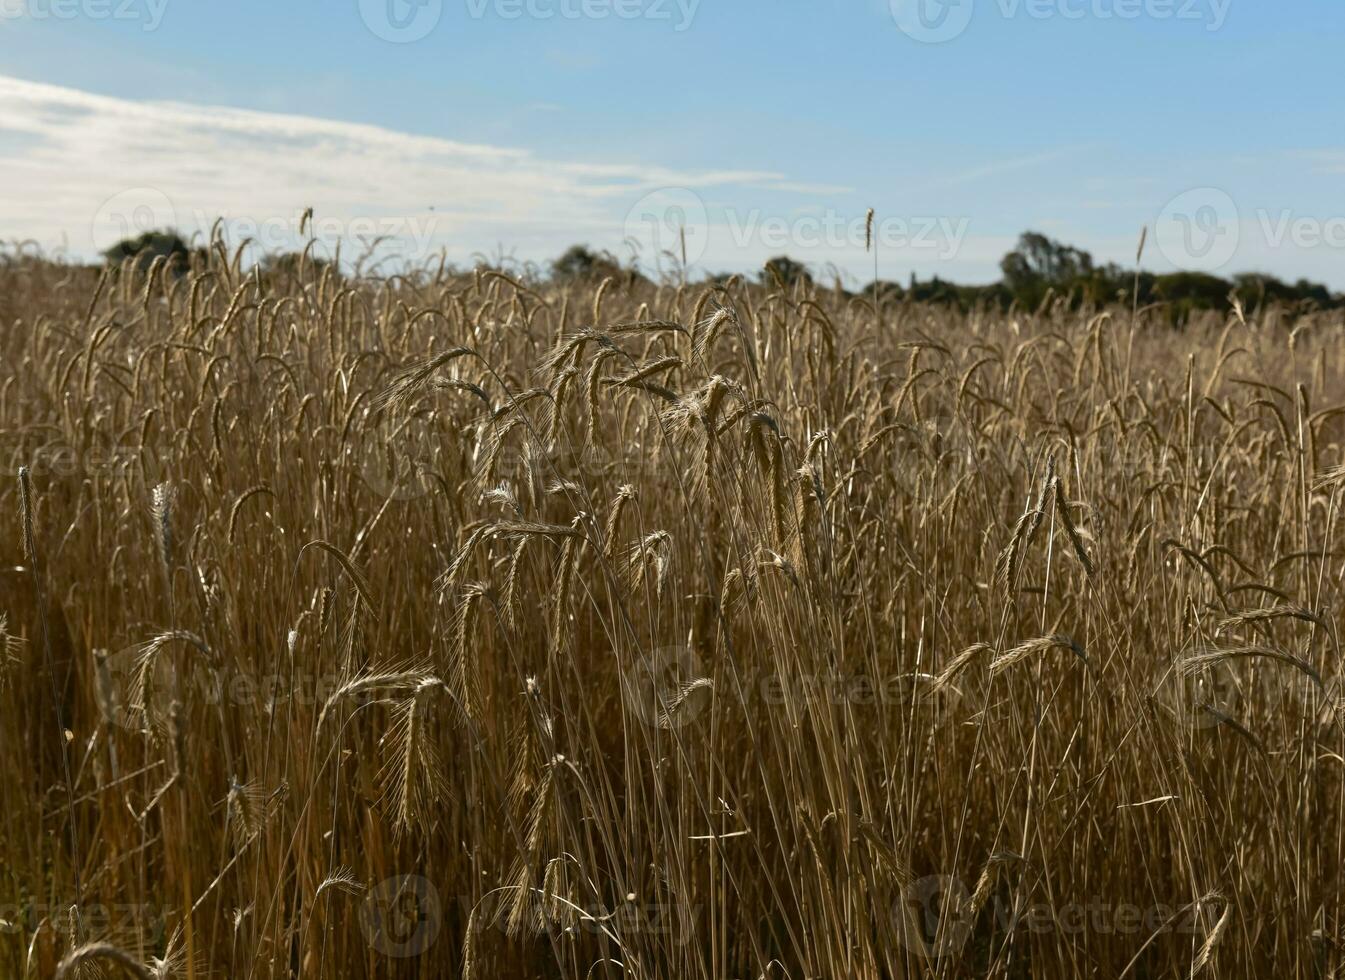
1;0;1342;286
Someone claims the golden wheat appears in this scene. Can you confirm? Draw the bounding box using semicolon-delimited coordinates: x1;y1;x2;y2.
1;239;1342;979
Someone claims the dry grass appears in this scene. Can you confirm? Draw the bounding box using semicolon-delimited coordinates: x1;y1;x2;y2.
1;242;1343;978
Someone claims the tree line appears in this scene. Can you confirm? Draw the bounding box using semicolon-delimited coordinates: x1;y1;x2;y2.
100;229;1344;321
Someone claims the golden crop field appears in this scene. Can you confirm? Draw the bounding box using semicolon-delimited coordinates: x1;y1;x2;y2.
2;243;1342;978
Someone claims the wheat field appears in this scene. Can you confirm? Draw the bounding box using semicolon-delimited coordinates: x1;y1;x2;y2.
1;241;1342;978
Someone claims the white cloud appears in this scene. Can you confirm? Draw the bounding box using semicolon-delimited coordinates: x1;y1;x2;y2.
0;74;822;271
914;147;1094;192
10;76;1338;288
1298;150;1345;175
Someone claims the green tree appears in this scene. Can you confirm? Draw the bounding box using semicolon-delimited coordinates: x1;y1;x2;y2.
101;229;199;271
1151;272;1232;323
762;255;812;289
999;231;1096;306
1233;273;1336;312
552;245;624;283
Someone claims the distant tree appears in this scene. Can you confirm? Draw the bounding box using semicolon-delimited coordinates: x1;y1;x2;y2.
102;229;198;271
552;245;625;283
1232;273;1337;312
956;281;1015;310
850;231;1345;320
867;280;906;303
1291;277;1336;307
762;256;812;289
1151;272;1233;323
908;275;962;305
1000;232;1097;308
1070;261;1134;307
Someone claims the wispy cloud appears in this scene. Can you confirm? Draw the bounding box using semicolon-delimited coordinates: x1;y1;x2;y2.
1297;150;1345;174
915;146;1093;192
14;77;1332;288
762;181;856;196
0;74;822;267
